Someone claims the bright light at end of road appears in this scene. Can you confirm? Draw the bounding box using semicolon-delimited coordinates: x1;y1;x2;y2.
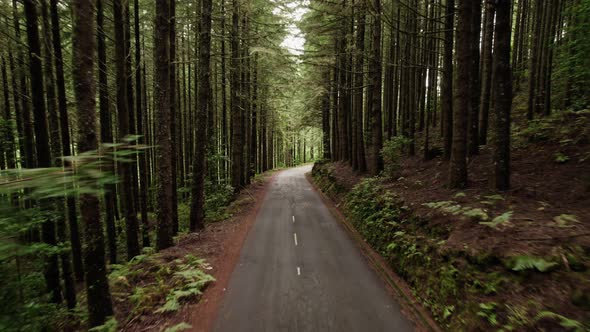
274;0;309;56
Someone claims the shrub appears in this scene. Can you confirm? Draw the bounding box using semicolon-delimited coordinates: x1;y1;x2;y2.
381;137;412;178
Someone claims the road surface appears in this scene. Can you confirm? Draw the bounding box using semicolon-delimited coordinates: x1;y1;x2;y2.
213;165;414;332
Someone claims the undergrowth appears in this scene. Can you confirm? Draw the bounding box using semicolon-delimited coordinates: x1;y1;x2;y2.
109;252;214;325
311;163;590;331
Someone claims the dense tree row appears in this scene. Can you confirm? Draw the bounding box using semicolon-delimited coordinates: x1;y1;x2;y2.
0;0;320;328
302;0;589;189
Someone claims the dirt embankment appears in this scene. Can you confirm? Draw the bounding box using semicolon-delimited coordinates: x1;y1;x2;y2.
311;112;590;331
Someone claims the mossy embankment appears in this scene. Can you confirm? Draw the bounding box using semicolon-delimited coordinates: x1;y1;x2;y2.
311;161;590;331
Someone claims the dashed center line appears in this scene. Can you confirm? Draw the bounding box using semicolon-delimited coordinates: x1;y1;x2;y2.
292;215;295;223
294;233;298;246
297;267;301;276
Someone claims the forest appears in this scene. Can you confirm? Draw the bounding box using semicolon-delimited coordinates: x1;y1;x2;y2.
0;0;588;330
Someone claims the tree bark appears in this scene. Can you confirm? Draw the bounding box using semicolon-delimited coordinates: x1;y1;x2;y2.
24;0;62;304
190;0;212;231
50;0;84;282
479;1;494;146
72;0;114;325
97;0;118;265
154;0;174;250
368;0;383;175
230;0;243;192
492;0;512;191
449;0;472;189
114;0;140;259
442;0;454;160
468;0;482;156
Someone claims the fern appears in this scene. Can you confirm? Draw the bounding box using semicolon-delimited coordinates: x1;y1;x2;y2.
462;208;489;221
88;318;118;332
535;311;586;332
509;255;558;272
480;211;513;229
163;323;192;332
553;214;580;227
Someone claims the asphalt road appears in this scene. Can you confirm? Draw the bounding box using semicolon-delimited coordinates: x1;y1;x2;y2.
213;165;414;332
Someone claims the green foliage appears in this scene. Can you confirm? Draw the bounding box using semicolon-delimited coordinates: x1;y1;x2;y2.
507;255;558;273
156;263;215;313
0;143;144;331
178;180;234;232
470;272;506;295
204;180;234;222
535;311;587;332
163;322;192;332
381;137;412;178
423;201;489;221
480;211;513;229
88;317;118;332
554;152;570;163
110;253;214;320
553;214;580;227
477;302;499;326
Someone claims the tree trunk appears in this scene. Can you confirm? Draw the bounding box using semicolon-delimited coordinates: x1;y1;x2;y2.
468;0;482;156
442;0;454;160
154;0;174;250
479;1;494;146
97;0;118;265
492;0;512;191
449;0;472;189
368;0;383;175
230;0;243;192
114;0;140;259
24;0;62;304
354;1;367;172
190;0;212;231
134;0;150;248
50;0;84;282
72;0;114;325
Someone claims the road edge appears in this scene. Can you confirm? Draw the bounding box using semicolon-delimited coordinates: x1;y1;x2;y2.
305;172;442;332
187;171;281;332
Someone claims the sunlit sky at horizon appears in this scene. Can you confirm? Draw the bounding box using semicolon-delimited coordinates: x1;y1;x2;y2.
274;0;309;56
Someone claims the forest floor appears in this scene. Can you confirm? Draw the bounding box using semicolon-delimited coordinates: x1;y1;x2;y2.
311;110;590;330
110;171;278;332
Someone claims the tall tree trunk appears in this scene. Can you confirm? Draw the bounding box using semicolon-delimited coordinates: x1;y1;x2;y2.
250;55;258;177
479;2;494;146
368;0;383;175
154;0;174;250
354;1;367;172
190;0;212;231
13;0;35;172
97;0;118;265
221;0;229;175
468;0;482;156
322;71;331;160
1;57;16;170
492;0;512;190
169;0;179;235
41;0;76;309
230;0;243;192
526;0;542;120
24;0;62;304
442;0;454;160
50;0;83;281
134;0;150;247
72;0;113;325
114;0;140;259
449;0;472;189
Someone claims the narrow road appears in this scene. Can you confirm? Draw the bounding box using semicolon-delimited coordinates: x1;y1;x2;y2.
213;165;414;332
